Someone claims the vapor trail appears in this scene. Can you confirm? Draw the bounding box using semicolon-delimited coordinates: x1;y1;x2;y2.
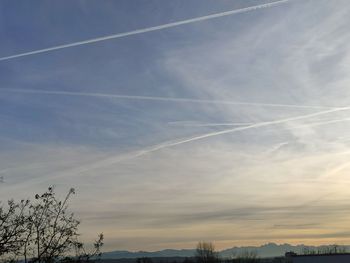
284;118;350;130
14;106;350;186
136;106;350;153
0;0;290;61
178;117;350;128
264;142;289;154
168;121;255;127
62;107;350;178
0;88;335;110
323;161;350;179
262;118;350;155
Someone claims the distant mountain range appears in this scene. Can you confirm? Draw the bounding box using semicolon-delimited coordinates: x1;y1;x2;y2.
102;243;349;259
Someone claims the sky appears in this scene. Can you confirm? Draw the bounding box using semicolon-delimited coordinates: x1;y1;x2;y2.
1;0;350;252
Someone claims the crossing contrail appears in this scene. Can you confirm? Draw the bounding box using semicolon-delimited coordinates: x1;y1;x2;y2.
135;106;350;153
171;117;350;128
0;0;291;62
284;118;350;130
44;106;350;180
0;88;336;110
168;121;255;127
12;106;350;187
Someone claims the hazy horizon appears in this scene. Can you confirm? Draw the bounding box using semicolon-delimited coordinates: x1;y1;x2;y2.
2;0;350;252
101;242;350;253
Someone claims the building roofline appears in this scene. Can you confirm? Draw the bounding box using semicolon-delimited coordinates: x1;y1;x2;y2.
292;253;350;258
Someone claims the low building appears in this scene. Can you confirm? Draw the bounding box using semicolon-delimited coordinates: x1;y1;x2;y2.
287;253;350;263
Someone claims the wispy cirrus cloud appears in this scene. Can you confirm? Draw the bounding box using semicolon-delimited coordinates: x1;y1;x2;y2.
2;0;350;251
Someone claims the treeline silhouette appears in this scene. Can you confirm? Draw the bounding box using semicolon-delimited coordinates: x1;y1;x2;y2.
300;244;347;255
132;242;349;263
194;242;259;263
133;242;261;263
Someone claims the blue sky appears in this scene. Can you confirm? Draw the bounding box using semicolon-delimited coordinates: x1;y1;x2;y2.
1;0;350;251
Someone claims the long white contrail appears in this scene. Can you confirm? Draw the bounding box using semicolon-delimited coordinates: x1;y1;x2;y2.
59;107;350;178
0;88;336;110
136;106;350;153
168;121;255;127
0;0;290;62
171;117;350;128
284;118;350;130
38;118;350;185
14;106;350;187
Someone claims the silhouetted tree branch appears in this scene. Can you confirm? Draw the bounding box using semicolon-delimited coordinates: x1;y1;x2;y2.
0;199;29;256
71;233;104;263
0;186;104;263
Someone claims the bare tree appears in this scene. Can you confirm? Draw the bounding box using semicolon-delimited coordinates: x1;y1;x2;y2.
195;242;219;263
0;199;29;257
0;186;104;263
22;187;80;263
71;233;104;263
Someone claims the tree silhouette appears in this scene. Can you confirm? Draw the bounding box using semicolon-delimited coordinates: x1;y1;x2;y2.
0;199;29;256
71;233;104;263
24;187;80;263
0;186;104;263
195;242;219;263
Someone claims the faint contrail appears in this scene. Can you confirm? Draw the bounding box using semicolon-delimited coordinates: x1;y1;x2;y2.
0;0;291;61
63;107;350;170
0;88;336;110
14;107;350;185
178;117;350;128
284;118;350;130
264;142;289;154
323;161;350;179
55;107;350;179
263;118;350;154
168;121;255;127
127;107;350;156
